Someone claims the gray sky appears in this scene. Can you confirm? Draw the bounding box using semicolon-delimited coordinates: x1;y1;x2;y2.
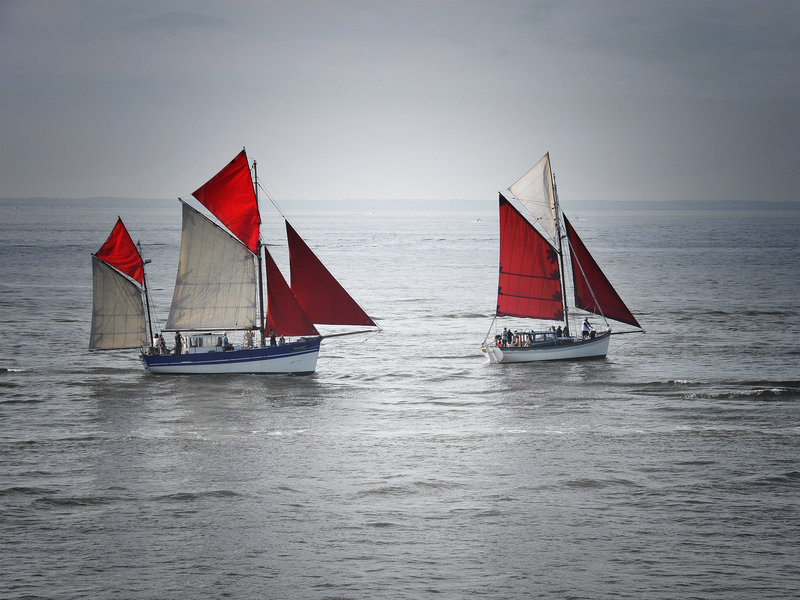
1;0;798;203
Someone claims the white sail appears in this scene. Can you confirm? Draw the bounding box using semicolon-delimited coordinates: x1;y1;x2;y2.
90;256;147;350
508;152;558;243
165;202;257;331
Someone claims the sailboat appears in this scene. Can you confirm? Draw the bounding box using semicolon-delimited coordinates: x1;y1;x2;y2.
482;152;642;363
90;149;377;374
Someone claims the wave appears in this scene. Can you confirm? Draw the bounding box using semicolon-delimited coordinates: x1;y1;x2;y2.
685;387;799;401
750;471;800;486
439;312;492;320
5;435;107;446
355;485;411;498
0;367;32;373
626;379;800;401
355;478;465;499
0;385;32;398
34;495;118;507
666;307;796;318
540;477;644;491
0;486;57;497
152;490;245;502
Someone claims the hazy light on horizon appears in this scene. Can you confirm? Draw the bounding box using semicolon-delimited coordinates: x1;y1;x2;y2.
1;0;797;203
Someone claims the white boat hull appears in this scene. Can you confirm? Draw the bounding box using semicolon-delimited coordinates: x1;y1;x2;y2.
482;333;610;363
140;339;321;375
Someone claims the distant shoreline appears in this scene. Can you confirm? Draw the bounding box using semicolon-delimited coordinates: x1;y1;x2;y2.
1;197;798;211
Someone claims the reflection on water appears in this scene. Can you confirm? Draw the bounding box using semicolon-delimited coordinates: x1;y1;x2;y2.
1;202;799;598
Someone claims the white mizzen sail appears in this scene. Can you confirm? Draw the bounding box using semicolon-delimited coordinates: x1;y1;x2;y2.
165;201;258;331
507;152;558;243
90;256;148;350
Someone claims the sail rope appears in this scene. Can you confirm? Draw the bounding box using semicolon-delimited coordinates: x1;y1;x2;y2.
607;331;639;354
254;178;382;334
563;231;610;328
257;180;289;221
137;239;162;343
482;315;498;345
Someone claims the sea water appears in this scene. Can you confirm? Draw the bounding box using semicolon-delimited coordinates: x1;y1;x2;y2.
1;198;798;599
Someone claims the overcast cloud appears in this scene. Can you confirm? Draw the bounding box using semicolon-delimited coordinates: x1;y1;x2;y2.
1;0;797;202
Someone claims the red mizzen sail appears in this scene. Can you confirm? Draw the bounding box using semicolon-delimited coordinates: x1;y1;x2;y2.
264;248;319;337
192;150;261;254
496;195;563;320
94;217;144;284
564;214;640;328
286;221;376;327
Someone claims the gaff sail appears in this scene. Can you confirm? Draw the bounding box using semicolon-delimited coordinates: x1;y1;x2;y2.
264;248;319;337
191;149;261;254
165;202;258;331
90;219;147;350
564;214;641;328
496;195;563;320
94;217;144;284
286;221;376;327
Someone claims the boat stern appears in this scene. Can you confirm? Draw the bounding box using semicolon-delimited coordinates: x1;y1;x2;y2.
482;343;503;364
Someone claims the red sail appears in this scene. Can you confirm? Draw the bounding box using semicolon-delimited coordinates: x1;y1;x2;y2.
564;214;640;328
286;221;376;327
94;218;143;284
264;248;319;337
497;195;563;320
192;149;261;254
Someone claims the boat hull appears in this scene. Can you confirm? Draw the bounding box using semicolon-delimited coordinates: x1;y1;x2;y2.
140;338;321;375
482;333;610;363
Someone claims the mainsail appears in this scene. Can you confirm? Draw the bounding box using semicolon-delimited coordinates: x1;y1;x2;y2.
508;153;558;243
167;148;374;338
286;221;376;327
165;202;258;331
496;195;563;320
90;218;147;350
564;214;641;328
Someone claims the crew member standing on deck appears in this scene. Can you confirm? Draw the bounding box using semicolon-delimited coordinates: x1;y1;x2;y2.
582;319;593;339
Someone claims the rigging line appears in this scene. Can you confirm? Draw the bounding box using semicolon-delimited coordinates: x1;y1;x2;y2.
564;231;609;327
551;172;570;332
320;328;380;340
257;186;378;330
137;239;161;339
483;315;498;345
257;180;288;220
609;330;646;336
608;332;638;354
505;190;559;247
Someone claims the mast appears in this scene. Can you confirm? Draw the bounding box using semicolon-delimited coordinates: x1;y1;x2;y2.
137;240;154;346
253;158;266;347
552;171;570;332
